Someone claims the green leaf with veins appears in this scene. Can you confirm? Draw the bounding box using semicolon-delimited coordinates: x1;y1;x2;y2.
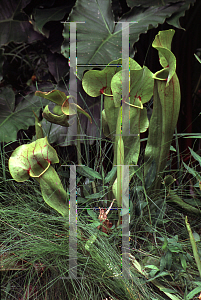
62;0;183;80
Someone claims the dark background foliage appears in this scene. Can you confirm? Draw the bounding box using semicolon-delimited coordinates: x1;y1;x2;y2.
133;1;201;160
0;0;201;163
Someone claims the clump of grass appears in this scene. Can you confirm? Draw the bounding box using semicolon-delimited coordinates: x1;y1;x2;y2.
1;120;201;299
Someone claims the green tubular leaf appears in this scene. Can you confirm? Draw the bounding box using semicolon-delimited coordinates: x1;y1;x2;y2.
8;136;68;217
62;100;92;124
42;105;70;127
35;90;67;106
82;58;123;97
153;68;169;81
36;90;92;124
53;105;64;116
35;165;69;217
8;137;59;182
33;110;44;140
152;29;176;85
112;177;117;201
152;29;175;66
111;66;153;107
111;63;153;170
144;30;181;190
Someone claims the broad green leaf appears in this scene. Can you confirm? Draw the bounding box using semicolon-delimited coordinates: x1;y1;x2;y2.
160;288;177;294
0;87;50;143
132;166;144;181
147;271;169;281
145;265;159;270
193;232;200;242
112;177;117;200
33;5;72;37
179;253;187;271
0;0;42;47
87;209;98;220
62;0;185;80
144;159;157;190
126;0;195;8
189;147;201;168
160;255;166;272
166;1;196;29
76;165;102;180
182;161;201;181
162;238;168;251
104;166;117;184
165;250;173;270
85;191;105;199
187;285;201;300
